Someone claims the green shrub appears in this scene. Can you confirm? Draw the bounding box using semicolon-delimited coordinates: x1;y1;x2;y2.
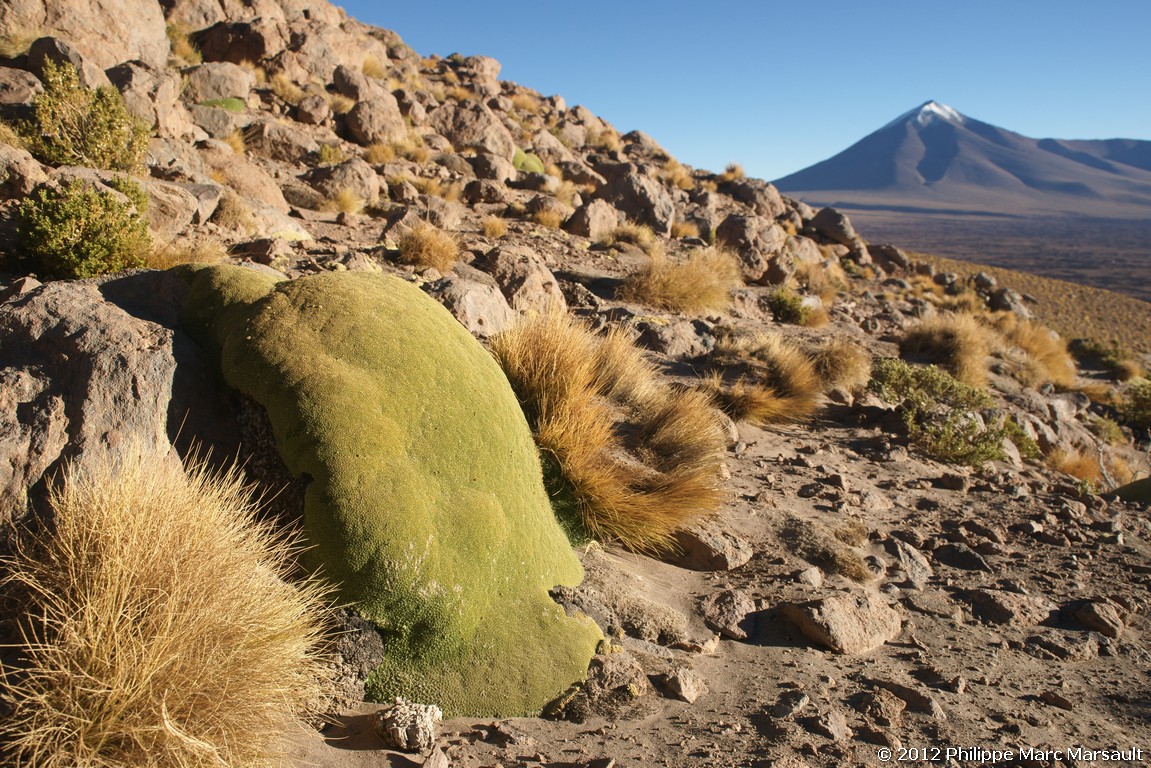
1003;417;1042;460
181;266;600;717
512;147;545;174
16;179;150;279
766;287;817;325
869;358;1006;467
1120;381;1151;430
20;60;149;172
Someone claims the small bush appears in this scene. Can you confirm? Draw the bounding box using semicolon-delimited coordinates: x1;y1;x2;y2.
510;93;541;114
362;54;388;80
900;312;992;388
869;358;1005;467
270;73;305;105
397;221;458;271
534;208;564;229
1088;414;1125;446
795;260;849;303
166;23;201;64
20;60;149;172
0;30;35;59
701;330;823;424
766;287;825;326
720;162;744;182
320;187;365;215
1048;448;1103;485
491;312;726;551
317;143;347;165
1003;417;1042;460
0;120;24;148
660;159;695;191
588;127;622;152
616;247;741;313
482;215;508;238
671;220;700;239
16;179;150;279
604;222;656;252
1120;381;1151;430
1069;338;1144;382
809;336;873;394
0;448;332;768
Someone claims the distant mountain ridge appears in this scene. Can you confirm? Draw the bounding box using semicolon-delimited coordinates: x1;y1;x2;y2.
774;101;1151;218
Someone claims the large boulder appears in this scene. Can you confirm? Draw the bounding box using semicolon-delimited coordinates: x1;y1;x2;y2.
715;214;786;283
180;62;256;104
0;273;235;526
593;162;675;235
193;19;289;65
346;95;407;146
304;157;380;205
474;244;567;313
428;101;516;159
1;0;168;71
107;61;197;141
180;266;600;716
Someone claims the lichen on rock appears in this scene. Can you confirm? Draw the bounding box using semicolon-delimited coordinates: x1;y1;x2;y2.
179;264;600;717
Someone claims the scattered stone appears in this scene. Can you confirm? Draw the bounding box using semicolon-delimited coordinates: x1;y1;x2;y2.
960;589;1056;626
1024;630;1102;662
700;589;757;640
373;698;442;752
795;566;824;588
1039;691;1075;711
781;592;902;655
884;537;934;589
1073;600;1125;639
855;689;907;727
811;710;853;742
932;542;992;572
665;519;754;571
865;678;946;720
771;690;811;719
659;667;708;703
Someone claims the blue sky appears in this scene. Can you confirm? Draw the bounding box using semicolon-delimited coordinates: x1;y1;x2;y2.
340;1;1151;181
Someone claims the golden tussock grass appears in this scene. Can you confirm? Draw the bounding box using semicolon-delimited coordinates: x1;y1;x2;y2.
0;448;333;768
362;54;388;80
588;127;622;152
211;191;257;235
719;162;744;182
490;312;726;551
534;209;565;229
270;73;306;106
987;312;1077;388
1047;448;1103;485
223;129;246;155
510;92;541;114
327;92;355;115
779;514;873;582
808;336;873;394
147;237;227;270
671;221;700;239
900;312;992;388
397;221;458;271
1116;360;1144;382
554;180;580;208
0;120;24;149
660;160;695;191
0;30;36;59
165;24;201;64
604;222;656;252
236;59;267;85
616;247;742;313
364;142;395;164
794;260;849;304
320;187;366;215
481;215;508;238
700;330;823;424
445;85;475;102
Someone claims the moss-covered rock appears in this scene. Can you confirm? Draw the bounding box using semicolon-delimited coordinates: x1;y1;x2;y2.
180;265;600;716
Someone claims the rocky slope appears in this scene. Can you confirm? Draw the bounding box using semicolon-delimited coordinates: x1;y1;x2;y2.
1;2;1150;767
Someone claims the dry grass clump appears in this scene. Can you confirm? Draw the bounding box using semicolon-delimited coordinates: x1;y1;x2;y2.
165;23;201;64
320;187;366;215
510;92;541;114
327;92;355;115
779;515;873;582
988;312;1076;387
766;287;829;327
900;312;993;388
604;222;656;252
368;131;432;164
554;179;580;208
616;247;741;314
0;30;35;59
445;85;475;102
720;162;745;182
270;73;306;105
482;215;508;238
364;141;395;164
660;160;695;191
671;220;700;239
0;120;24;148
211;191;257;235
588;127;622;152
147;237;227;270
317;143;347;165
1047;448;1103;485
0;448;332;768
795;260;849;303
223;129;246;155
490;312;726;551
397;220;458;271
808;336;873;394
534;208;565;229
700;330;823;424
362;54;388;80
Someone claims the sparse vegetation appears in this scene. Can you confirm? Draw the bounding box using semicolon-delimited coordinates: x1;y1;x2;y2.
720;162;745;182
588;127;622;152
604;222;656;252
671;221;700;239
397;221;459;271
869;358;1006;467
779;515;872;582
1119;380;1151;430
1088;414;1125;446
534;208;565;229
1069;338;1144;381
482;215;508;238
362;54;388;79
327;92;356;115
0;448;333;768
147;237;227;270
808;336;873;394
270;73;306;105
0;120;24;148
795;259;849;303
166;23;201;64
701;330;823;424
317;143;347;165
490;312;726;551
510;92;541;114
1002;417;1043;460
20;60;149;172
659;159;695;191
210;191;258;235
16;179;151;279
616;247;741;313
223;128;247;155
321;187;366;215
766;287;827;327
0;30;35;60
1047;448;1103;485
989;312;1076;387
900;312;993;388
